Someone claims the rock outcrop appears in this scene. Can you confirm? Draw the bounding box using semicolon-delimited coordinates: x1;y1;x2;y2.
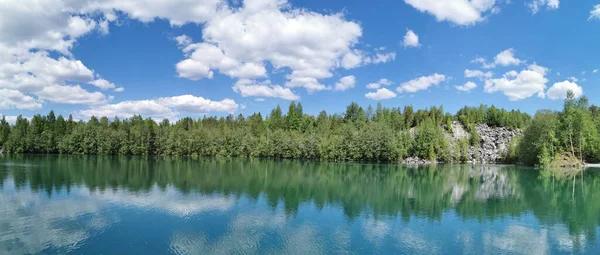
470;124;520;163
405;121;520;164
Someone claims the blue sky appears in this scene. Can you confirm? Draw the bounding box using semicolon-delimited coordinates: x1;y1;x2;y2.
1;0;599;121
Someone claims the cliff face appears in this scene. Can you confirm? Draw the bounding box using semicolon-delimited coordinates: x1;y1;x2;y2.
471;124;520;163
448;121;520;163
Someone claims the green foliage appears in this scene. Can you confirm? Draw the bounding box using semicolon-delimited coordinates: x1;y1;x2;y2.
1;102;539;164
516;91;600;166
457;104;530;129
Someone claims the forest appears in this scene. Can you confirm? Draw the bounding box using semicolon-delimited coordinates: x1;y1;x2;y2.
0;91;599;166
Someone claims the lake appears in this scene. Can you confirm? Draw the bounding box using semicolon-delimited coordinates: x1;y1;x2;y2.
0;155;599;254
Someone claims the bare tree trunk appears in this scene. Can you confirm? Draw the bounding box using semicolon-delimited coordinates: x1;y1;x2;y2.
569;124;575;157
579;131;583;164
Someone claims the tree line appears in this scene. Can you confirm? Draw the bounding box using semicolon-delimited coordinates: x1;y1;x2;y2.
0;102;526;162
1;96;598;165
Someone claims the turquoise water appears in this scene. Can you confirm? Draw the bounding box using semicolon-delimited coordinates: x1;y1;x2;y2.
0;155;599;254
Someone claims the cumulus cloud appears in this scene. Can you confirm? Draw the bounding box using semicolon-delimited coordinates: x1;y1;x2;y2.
366;78;393;89
78;0;222;26
80;100;175;119
341;50;364;69
79;95;238;120
494;48;522;67
89;79;116;90
546;81;583;100
340;50;396;69
465;69;493;80
157;95;238;113
0;89;42;110
471;57;487;64
0;0;227;111
36;85;108;105
403;0;498;25
484;64;548;100
591;5;600;20
403;29;420;48
529;0;560;14
366;52;397;64
232;79;300;100
173;0;370;92
0;44;112;108
174;34;193;48
397;73;447;93
365;88;397;100
455;81;478;92
475;48;522;69
176;43;267;80
333;75;356;91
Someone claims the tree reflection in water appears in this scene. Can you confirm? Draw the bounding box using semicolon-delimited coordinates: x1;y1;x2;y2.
0;155;599;254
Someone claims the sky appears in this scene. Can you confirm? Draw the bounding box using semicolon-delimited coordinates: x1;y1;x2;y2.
1;0;599;122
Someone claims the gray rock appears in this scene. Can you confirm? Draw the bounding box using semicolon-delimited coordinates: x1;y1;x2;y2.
470;124;520;163
451;121;469;140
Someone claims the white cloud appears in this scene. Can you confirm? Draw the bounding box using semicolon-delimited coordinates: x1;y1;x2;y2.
366;52;397;64
340;50;396;69
568;76;578;82
254;98;265;102
365;88;397;100
333;75;356;91
366;78;393;89
232;79;300;100
80;100;175;119
176;43;267;80
546;80;583;100
89;79;116;90
114;87;124;92
455;81;478;92
397;73;447;93
36;85;108;105
78;0;222;26
484;64;548;101
471;57;487;64
80;95;238;119
591;5;600;20
403;29;420;48
157;95;238;113
475;48;522;69
465;69;493;80
529;0;560;14
174;0;368;92
0;0;230;112
593;69;598;73
403;0;498;25
493;48;521;67
341;50;364;69
174;34;193;48
0;49;113;109
0;52;95;92
0;88;42;110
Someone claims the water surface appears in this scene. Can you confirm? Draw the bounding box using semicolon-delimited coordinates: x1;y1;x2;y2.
1;155;599;254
